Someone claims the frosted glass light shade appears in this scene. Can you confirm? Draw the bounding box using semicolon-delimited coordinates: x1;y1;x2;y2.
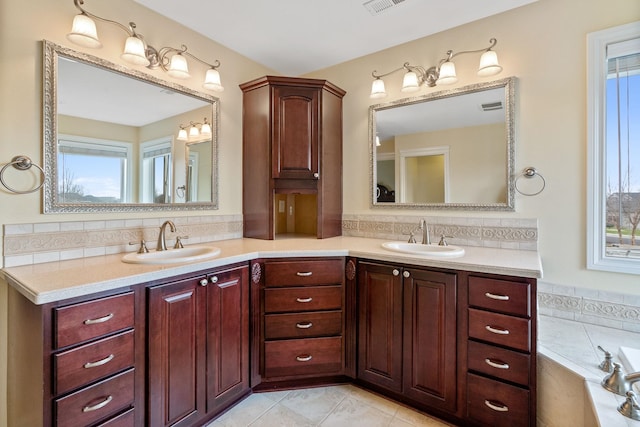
436;61;458;85
167;54;190;79
121;36;150;66
401;71;420;92
203;69;224;92
200;121;212;136
370;78;387;99
189;126;199;138
477;50;503;77
67;14;102;48
177;128;188;141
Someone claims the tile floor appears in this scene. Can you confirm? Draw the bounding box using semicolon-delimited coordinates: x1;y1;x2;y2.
206;384;455;427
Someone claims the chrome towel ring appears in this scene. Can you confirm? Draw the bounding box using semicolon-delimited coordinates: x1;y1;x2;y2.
515;167;546;196
0;155;45;194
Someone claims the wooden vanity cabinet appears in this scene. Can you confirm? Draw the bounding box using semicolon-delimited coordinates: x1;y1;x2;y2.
251;257;349;387
357;260;458;414
147;263;250;427
240;76;346;240
461;272;537;427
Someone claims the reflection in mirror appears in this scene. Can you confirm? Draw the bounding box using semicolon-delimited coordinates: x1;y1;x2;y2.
43;40;219;213
370;77;515;211
185;139;212;202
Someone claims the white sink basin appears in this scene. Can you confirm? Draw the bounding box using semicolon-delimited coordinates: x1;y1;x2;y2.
122;245;221;265
381;242;465;258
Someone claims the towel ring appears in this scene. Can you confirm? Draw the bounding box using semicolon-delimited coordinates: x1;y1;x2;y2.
515;167;545;196
0;155;45;194
176;185;186;199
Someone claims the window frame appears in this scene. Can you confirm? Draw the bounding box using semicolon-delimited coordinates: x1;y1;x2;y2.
587;21;640;275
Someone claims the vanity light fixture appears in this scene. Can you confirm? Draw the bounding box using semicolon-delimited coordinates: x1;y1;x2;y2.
177;118;212;141
66;0;224;92
370;38;502;98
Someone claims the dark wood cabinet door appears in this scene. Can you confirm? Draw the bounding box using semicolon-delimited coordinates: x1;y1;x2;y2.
148;279;205;427
272;85;319;180
206;265;250;412
402;268;457;412
357;262;403;392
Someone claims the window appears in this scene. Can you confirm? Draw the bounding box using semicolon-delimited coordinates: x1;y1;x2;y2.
140;138;173;203
57;135;132;203
587;22;640;274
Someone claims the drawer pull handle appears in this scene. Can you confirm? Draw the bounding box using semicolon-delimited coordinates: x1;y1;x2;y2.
82;395;113;412
296;297;313;303
296;322;313;329
485;325;510;335
84;354;115;369
485;358;510;370
296;272;313;277
485;292;510;301
83;313;114;325
296;355;313;362
484;400;509;412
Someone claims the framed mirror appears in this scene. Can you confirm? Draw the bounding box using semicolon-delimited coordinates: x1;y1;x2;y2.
370;77;515;211
43;40;219;213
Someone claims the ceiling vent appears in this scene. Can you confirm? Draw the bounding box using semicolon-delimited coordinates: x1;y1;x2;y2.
363;0;407;16
481;101;503;111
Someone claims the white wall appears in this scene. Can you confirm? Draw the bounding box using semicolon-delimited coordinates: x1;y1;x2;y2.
306;0;640;296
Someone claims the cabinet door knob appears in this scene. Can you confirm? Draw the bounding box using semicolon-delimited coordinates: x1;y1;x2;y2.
403;271;410;278
392;269;400;276
210;276;218;284
313;172;319;179
199;278;209;286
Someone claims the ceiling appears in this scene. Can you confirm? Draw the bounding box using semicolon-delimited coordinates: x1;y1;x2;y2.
133;0;537;76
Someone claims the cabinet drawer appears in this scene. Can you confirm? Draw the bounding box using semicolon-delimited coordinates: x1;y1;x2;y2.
467;340;530;386
265;286;342;313
265;311;342;339
468;309;530;352
467;373;530;427
468;276;530;317
264;337;342;378
54;369;134;427
55;292;134;349
95;408;134;427
54;330;135;395
265;259;343;287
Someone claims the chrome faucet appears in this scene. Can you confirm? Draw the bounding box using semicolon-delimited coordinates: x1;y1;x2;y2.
602;363;640;396
157;220;176;251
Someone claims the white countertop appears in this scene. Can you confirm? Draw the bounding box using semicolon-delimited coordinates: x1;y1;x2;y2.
1;236;543;305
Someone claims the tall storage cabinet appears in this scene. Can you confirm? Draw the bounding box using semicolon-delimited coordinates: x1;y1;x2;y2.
240;76;346;239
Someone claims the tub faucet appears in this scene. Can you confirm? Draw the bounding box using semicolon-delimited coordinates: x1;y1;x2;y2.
602;363;640;396
157;220;176;251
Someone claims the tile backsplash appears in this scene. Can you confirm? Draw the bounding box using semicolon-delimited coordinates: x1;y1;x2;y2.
3;215;243;267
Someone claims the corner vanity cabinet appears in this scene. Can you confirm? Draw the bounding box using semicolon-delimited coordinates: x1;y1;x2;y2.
147;263;250;427
240;76;346;239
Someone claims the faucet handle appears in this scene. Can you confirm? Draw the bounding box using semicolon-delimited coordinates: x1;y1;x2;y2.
438;235;453;246
618;391;640;421
174;236;189;249
129;240;149;254
407;231;417;244
597;345;614;372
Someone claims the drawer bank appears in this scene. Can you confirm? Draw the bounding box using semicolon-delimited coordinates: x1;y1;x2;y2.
2;236;542;427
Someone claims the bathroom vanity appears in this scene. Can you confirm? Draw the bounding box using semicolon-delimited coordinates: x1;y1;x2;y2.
2;236;541;427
